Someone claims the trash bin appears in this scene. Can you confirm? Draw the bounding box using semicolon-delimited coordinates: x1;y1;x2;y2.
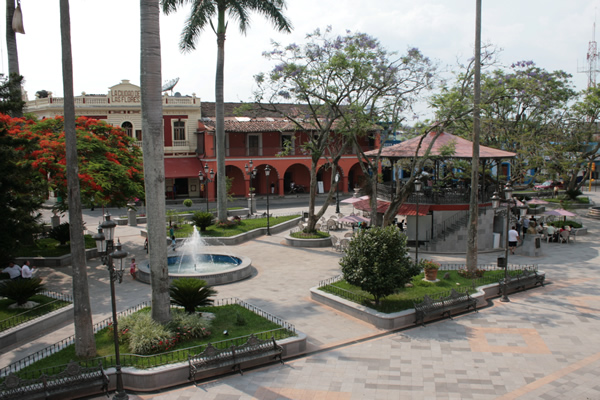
497;257;507;269
535;237;541;249
303;212;309;221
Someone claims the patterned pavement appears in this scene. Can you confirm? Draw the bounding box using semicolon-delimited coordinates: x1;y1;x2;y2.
10;195;600;400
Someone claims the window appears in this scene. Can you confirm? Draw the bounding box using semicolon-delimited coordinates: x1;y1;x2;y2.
135;130;142;141
281;134;294;155
174;120;186;141
248;135;260;156
121;121;133;137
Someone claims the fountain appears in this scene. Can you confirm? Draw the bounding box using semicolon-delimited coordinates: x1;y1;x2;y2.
136;226;253;286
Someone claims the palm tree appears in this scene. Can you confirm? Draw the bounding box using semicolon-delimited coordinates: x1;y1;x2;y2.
59;0;96;358
162;0;292;222
141;0;171;324
5;0;23;117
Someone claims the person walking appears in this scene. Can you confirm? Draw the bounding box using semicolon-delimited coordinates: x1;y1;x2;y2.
130;258;137;280
521;216;530;240
508;226;520;255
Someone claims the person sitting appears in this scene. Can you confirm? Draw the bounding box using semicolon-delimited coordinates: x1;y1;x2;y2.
546;225;556;242
3;262;22;280
21;261;35;279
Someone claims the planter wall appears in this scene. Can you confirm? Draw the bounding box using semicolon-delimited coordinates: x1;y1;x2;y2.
14;248;98;268
310;272;545;330
285;236;332;248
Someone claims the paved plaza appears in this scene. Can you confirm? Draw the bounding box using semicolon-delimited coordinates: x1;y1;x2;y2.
3;194;600;399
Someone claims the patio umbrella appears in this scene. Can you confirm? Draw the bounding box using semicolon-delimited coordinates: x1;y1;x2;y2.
527;198;549;205
341;195;369;212
544;208;576;222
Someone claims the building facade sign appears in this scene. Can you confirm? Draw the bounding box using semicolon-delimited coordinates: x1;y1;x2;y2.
111;89;141;103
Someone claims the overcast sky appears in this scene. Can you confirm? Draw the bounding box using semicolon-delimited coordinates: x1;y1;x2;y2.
2;0;599;118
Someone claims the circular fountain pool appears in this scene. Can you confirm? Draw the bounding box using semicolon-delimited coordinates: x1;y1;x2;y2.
136;226;253;286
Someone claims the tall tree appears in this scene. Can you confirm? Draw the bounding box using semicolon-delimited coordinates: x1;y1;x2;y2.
141;0;170;324
466;0;482;273
255;28;435;230
59;0;95;358
162;0;292;222
5;0;24;117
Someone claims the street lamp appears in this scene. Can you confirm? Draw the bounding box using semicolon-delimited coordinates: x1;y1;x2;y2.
245;160;257;214
93;213;128;400
414;176;422;265
199;166;214;212
492;181;517;303
265;165;271;236
335;172;340;214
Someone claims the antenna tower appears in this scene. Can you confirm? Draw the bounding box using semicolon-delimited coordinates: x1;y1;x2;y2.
579;21;600;88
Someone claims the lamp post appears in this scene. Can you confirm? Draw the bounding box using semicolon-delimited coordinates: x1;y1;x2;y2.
492;181;517;303
93;213;128;400
335;172;340;214
199;166;214;212
414;176;422;265
245;160;257;214
265;165;271;236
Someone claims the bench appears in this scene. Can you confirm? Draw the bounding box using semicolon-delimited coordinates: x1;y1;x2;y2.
0;361;108;400
498;269;545;295
188;334;283;381
413;289;478;327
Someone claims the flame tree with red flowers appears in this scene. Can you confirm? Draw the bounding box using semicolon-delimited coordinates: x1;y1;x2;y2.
11;115;145;211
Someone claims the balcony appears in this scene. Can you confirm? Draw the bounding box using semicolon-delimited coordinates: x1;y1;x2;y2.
377;182;494;205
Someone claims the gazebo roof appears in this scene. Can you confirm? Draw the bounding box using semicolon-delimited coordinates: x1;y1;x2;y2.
365;131;516;159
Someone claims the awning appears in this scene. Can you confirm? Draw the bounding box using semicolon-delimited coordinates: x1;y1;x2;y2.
397;204;431;216
354;199;430;216
164;158;202;179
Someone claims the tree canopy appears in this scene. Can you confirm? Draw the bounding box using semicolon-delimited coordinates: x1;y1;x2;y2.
255;27;436;229
8;115;145;210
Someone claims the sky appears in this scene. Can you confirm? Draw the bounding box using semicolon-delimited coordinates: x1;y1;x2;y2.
1;0;599;119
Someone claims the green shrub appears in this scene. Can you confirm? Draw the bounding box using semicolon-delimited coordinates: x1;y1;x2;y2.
119;312;173;354
340;225;420;305
235;311;247;326
564;188;582;200
0;277;45;305
169;278;217;313
549;220;582;229
190;211;214;232
183;199;193;208
48;223;71;245
290;230;330;239
168;310;212;339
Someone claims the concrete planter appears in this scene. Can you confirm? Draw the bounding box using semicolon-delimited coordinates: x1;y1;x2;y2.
310;271;545;329
0;304;73;351
285;235;332;248
14;248;98;268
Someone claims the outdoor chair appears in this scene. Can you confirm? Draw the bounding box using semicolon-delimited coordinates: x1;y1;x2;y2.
559;230;570;244
344;232;354;238
327;219;338;231
330;235;342;252
315;223;321;231
340;238;350;252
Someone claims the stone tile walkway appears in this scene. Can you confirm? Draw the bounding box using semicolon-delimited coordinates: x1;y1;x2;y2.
5;195;600;399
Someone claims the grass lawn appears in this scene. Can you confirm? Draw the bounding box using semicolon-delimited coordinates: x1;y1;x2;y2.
170;215;299;238
16;304;295;375
0;295;70;332
320;269;512;313
14;235;96;258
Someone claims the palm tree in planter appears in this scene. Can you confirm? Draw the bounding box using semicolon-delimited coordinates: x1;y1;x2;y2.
191;211;214;232
169;278;217;314
0;277;45;306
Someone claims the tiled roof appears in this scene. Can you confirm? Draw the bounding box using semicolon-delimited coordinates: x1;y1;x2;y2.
365;131;516;159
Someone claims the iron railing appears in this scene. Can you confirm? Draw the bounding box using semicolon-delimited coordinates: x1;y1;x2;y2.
0;291;72;333
0;298;295;378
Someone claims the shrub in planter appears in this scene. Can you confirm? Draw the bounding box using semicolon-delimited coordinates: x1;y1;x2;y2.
419;259;440;281
48;223;71;245
183;198;193;208
0;277;45;305
169;278;217;314
190;211;214;232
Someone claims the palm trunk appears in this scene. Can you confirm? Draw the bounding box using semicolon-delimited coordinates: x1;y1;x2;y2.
141;0;170;324
6;0;22;118
215;27;227;222
60;0;95;358
466;0;482;273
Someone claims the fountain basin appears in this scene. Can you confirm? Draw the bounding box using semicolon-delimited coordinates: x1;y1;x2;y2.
136;253;253;286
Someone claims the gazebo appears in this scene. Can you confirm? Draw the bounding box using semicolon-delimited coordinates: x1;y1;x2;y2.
362;130;517;253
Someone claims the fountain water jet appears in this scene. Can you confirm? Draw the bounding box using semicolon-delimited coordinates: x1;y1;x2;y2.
136;226;252;286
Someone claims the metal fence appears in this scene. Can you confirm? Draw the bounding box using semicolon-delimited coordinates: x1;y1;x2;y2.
317;263;538;307
0;298;295;378
0;291;73;333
